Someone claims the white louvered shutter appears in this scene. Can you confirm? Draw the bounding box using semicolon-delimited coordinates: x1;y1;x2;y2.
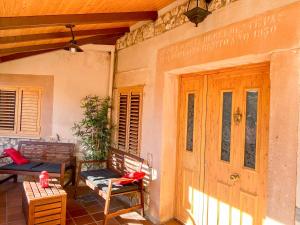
18;88;41;136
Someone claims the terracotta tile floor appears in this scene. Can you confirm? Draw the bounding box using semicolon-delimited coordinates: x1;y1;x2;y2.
0;181;181;225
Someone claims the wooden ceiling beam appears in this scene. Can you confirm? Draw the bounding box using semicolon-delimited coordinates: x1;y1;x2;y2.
0;27;129;44
0;11;158;30
0;34;122;55
0;50;56;63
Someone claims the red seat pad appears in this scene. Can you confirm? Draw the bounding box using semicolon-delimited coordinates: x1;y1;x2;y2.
4;148;29;165
116;171;146;185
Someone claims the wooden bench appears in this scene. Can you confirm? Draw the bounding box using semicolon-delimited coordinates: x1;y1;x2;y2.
74;148;145;225
0;141;76;187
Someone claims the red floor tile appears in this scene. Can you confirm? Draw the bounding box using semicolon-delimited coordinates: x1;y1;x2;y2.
82;200;99;208
69;208;88;218
91;212;104;221
66;219;76;225
85;204;103;214
73;215;95;225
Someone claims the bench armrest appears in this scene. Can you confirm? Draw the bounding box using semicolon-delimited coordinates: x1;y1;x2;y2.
107;177;144;195
61;157;76;166
110;177;134;183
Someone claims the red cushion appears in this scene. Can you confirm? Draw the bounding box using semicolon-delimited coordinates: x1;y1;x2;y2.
117;172;146;185
4;148;29;165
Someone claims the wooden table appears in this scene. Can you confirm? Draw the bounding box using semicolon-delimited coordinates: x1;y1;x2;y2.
22;178;67;225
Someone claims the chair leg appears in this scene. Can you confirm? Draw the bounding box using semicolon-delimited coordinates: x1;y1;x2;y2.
139;181;145;217
60;177;64;187
13;175;18;183
60;163;66;187
103;196;111;225
74;177;80;199
103;215;108;225
72;166;76;186
140;191;145;217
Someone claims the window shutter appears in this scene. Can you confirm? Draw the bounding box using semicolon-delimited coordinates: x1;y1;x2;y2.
128;92;142;155
0;88;17;133
118;94;128;151
117;86;143;156
18;88;41;135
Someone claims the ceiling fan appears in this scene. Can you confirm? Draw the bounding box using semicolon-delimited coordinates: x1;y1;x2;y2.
64;24;83;53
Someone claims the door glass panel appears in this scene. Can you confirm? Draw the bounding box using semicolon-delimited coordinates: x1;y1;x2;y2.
221;92;232;162
244;91;258;169
186;93;195;151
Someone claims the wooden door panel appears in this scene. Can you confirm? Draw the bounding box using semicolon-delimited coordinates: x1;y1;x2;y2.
182;169;193;210
175;76;206;225
207;196;218;225
205;64;269;225
176;63;269;225
240;191;258;225
217;182;231;225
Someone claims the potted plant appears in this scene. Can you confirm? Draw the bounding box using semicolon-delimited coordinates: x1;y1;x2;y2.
73;96;113;160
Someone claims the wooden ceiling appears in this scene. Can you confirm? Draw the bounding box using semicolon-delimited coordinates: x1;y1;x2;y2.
0;0;174;62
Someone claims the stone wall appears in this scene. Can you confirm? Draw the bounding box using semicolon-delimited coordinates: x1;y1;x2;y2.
0;137;28;164
0;136;75;154
116;0;238;50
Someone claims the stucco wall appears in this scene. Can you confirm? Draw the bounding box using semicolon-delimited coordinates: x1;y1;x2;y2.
114;0;300;224
0;45;112;141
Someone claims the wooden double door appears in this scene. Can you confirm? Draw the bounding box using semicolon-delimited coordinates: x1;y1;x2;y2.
175;63;270;225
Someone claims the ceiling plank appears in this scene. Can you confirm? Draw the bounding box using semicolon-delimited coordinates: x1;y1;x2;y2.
0;34;122;55
0;50;57;63
0;27;129;44
0;11;158;30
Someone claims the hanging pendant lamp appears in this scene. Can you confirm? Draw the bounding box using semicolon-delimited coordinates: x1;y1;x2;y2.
64;24;83;53
184;0;212;27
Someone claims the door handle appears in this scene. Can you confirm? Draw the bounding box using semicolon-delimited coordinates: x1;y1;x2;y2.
230;173;240;181
233;107;242;125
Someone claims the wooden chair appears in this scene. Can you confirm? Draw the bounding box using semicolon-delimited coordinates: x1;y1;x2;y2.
74;148;145;225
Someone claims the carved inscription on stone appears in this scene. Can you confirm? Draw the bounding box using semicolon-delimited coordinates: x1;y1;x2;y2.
159;13;281;65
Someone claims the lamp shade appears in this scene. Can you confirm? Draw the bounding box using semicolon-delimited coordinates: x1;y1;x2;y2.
64;40;83;53
184;0;211;27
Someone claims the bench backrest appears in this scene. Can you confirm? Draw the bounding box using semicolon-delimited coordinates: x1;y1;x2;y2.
18;141;75;163
108;148;144;175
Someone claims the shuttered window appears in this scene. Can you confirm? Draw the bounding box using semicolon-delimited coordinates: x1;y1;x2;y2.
117;86;143;156
0;88;17;132
0;86;42;137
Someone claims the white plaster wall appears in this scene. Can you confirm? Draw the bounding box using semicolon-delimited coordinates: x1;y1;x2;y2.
115;0;300;223
0;45;112;140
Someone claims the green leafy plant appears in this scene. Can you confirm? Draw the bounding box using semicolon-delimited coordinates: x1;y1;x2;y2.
73;96;113;160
